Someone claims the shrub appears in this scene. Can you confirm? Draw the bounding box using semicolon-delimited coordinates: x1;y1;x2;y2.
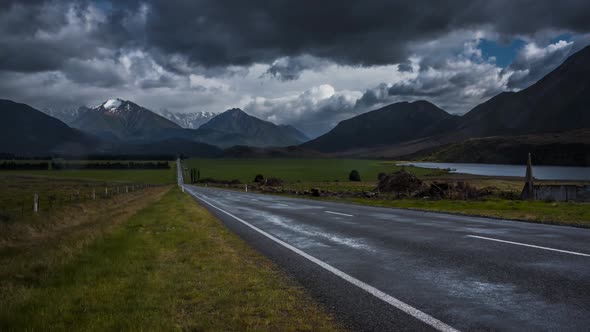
265;177;284;186
253;174;265;183
377;170;422;193
349;170;361;182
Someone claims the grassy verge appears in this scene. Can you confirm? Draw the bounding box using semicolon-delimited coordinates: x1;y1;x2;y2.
0;187;342;331
313;196;590;227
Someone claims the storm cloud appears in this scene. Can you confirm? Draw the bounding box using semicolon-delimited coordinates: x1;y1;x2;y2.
1;0;590;136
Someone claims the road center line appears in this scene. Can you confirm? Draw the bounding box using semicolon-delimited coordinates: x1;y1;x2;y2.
276;203;289;207
189;190;458;332
325;210;354;217
466;235;590;257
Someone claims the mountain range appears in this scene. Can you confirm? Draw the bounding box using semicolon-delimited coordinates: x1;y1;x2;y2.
301;45;590;164
0;45;589;163
158;110;217;129
71;98;181;141
0;99;310;157
196;108;308;148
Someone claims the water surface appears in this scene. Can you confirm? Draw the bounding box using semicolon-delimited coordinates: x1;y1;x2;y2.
398;162;590;181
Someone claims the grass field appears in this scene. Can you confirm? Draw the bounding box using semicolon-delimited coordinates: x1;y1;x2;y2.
0;187;342;330
184;158;590;226
0;162;176;185
0;174;161;224
186;158;447;183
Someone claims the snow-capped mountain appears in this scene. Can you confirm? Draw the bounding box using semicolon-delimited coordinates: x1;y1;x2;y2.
71;98;181;140
159;109;217;129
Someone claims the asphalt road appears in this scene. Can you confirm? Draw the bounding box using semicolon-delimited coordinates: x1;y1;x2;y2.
178;163;590;331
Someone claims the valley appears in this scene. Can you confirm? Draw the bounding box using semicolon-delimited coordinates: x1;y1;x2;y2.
1;5;590;330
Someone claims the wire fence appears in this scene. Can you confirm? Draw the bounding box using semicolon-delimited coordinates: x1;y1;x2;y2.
0;182;166;223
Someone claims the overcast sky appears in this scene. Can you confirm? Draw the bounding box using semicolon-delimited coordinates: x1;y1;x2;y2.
1;0;590;136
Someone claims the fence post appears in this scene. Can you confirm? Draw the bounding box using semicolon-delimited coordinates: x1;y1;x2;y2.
33;193;39;213
245;184;248;192
126;186;129;193
92;188;96;200
105;187;108;198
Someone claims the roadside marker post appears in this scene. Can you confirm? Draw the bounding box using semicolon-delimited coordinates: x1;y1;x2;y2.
33;193;38;213
245;184;248;192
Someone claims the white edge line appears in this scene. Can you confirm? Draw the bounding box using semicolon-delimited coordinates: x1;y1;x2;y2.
187;188;459;332
325;210;354;217
466;235;590;257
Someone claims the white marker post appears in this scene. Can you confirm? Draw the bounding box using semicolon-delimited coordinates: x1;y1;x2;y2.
33;193;39;213
245;184;248;192
105;187;108;198
92;188;96;200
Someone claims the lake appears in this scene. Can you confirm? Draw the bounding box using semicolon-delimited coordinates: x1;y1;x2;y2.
398;162;590;181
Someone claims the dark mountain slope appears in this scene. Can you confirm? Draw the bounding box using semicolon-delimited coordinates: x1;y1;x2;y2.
196;108;309;147
72;98;181;140
302;100;460;152
0;99;98;155
457;45;590;137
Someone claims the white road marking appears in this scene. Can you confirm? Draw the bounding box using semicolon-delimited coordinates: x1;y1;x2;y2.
276;203;289;207
188;189;458;332
325;210;354;217
467;235;590;257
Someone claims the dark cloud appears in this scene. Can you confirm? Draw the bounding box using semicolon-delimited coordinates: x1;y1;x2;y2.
143;0;590;69
505;40;574;88
62;59;126;87
1;0;590;136
397;62;414;73
266;55;328;81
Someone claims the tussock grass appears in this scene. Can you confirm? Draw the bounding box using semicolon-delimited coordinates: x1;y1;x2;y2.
0;187;342;331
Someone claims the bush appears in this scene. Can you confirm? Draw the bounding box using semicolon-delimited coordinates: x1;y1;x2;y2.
253;174;265;183
377;172;387;181
349;170;361;182
265;177;284;186
377;170;422;193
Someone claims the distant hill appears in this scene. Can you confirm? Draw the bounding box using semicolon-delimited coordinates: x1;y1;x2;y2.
0;99;98;155
72;98;181;140
411;129;590;166
302;100;459;152
159;110;217;129
456;45;590;138
196;108;309;148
